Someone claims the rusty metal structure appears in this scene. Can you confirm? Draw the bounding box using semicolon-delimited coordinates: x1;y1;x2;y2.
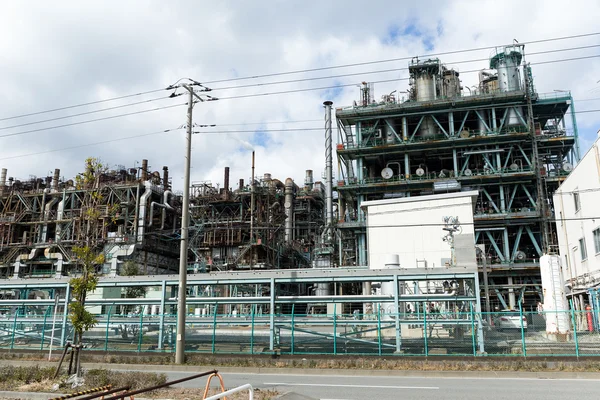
188;167;325;272
335;44;580;309
0;159;181;278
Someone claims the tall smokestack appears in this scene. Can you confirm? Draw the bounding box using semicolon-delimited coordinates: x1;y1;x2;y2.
239;178;244;190
0;168;6;195
224;167;230;199
162;166;169;191
323;101;334;234
141;159;148;181
52;169;60;192
304;169;314;191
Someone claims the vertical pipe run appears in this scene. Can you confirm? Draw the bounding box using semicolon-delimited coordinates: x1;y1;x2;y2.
250;151;255;242
284;178;294;243
323;101;334;237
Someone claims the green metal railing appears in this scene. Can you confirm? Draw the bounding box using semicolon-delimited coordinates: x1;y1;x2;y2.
0;309;598;357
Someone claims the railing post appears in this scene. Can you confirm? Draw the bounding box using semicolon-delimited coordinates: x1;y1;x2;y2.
570;299;580;358
10;311;17;349
40;305;51;350
470;303;476;356
269;278;275;352
290;305;295;355
104;305;113;351
158;280;166;350
519;302;526;357
423;302;428;356
212;303;218;354
137;312;144;352
60;283;71;347
333;311;337;355
250;305;255;355
377;305;382;356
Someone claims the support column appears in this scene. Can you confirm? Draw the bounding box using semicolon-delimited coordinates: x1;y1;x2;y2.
269;278;275;352
402;117;408;141
491;108;498;130
453;149;458;176
508;276;516;309
503;228;510;263
449;112;455;136
474;273;485;354
499;185;506;213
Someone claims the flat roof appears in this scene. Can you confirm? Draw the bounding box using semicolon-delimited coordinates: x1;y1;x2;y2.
361;190;479;208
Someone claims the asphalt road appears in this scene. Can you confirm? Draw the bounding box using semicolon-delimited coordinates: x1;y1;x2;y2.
126;368;600;400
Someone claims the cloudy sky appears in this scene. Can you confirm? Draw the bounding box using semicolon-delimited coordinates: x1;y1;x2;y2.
1;1;599;191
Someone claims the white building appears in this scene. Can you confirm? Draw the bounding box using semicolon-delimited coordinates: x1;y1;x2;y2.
362;191;478;270
553;134;600;304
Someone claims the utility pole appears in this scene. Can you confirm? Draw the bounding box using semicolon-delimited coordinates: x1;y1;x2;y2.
175;81;216;365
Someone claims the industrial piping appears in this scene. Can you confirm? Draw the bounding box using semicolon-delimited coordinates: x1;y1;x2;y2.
323;100;334;242
284;178;294;243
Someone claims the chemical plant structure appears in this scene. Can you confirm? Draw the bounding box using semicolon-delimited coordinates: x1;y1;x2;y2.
0;43;582;355
335;44;579;312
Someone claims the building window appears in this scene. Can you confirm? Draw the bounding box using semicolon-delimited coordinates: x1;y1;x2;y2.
573;191;581;212
579;238;588;261
594;228;600;254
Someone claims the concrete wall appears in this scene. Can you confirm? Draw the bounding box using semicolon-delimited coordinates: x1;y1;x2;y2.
554;135;600;291
363;191;478;270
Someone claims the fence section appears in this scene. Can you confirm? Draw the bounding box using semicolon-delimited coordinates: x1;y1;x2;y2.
1;309;599;357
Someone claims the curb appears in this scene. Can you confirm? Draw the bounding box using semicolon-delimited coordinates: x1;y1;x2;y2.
4;359;600;380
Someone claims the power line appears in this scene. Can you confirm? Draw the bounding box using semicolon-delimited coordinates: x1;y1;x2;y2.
0;127;181;161
0;103;187;139
2;32;598;124
215;54;600;101
0;95;172;131
209;44;600;92
201;32;600;85
0;88;168;122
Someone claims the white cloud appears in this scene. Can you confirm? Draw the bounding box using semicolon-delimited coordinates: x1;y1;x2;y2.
0;0;598;189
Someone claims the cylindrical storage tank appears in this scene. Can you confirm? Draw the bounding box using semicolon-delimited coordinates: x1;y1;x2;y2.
416;76;436;101
419;116;437;138
380;254;400;298
315;283;331;296
383;254;400;269
443;70;461;98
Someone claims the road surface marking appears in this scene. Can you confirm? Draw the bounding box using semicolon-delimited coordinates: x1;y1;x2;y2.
264;382;439;389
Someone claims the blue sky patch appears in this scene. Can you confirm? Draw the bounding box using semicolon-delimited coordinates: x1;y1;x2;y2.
384;21;436;51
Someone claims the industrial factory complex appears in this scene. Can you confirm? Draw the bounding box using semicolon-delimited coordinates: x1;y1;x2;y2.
1;43;598;357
